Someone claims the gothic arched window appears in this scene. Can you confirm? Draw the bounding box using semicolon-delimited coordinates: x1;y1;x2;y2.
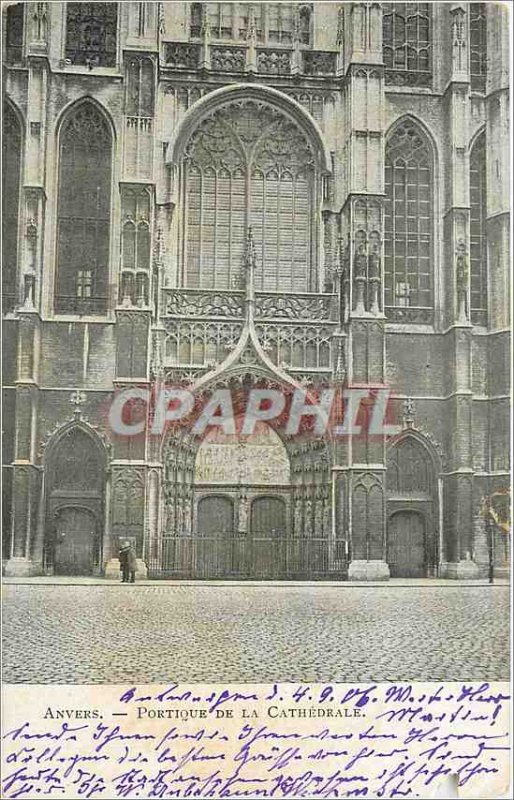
382;3;431;87
120;186;151;306
5;3;24;64
470;132;487;325
384;120;433;323
470;4;487;93
2;103;22;313
65;2;118;67
182;100;318;292
55;103;112;315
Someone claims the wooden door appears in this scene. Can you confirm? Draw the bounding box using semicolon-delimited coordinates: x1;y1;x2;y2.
250;496;287;578
196;496;234;577
54;507;97;575
387;511;425;578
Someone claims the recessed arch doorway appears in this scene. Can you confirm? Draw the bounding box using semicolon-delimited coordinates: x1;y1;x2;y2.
44;423;106;575
386;433;439;578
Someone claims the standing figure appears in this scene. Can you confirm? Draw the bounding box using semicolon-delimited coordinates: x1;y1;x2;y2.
119;540;137;583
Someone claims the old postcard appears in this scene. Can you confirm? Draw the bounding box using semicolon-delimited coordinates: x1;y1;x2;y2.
1;1;511;798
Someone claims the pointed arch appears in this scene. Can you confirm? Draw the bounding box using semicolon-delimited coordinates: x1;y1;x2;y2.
386;430;440;577
170;86;329;294
43;422;107;575
384;116;436;322
3;98;24;313
55;95;117;145
44;420;108;471
385;114;438;166
469;128;487;325
168;84;331;173
54;99;114;315
387;428;442;470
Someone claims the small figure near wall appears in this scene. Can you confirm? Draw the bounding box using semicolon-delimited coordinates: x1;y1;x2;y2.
119;540;137;583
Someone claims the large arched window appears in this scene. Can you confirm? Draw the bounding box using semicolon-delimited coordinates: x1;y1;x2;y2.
470;132;487;325
470;3;487;93
382;3;431;87
55;102;112;315
384;120;433;323
2;102;22;313
182;99;318;292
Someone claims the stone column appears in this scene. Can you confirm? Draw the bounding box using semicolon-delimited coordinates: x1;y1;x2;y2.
335;3;389;581
5;273;44;575
440;4;479;579
4;23;49;577
5;351;42;576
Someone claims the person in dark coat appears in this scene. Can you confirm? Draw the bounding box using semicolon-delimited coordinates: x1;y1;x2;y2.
119;541;137;583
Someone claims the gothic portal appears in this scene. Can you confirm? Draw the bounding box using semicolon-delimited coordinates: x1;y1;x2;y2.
2;2;510;581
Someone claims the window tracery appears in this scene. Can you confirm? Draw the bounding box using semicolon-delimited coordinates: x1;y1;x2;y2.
182;100;318;292
55;103;112;315
382;3;431;86
120;186;152;307
384;120;433;322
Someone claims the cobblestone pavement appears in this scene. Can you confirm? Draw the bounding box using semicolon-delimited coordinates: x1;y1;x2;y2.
2;584;509;683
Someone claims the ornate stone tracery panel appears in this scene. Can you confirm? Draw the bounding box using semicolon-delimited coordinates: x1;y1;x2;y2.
182;98;319;293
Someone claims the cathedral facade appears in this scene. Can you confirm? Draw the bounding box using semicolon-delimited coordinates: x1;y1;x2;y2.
2;2;510;580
